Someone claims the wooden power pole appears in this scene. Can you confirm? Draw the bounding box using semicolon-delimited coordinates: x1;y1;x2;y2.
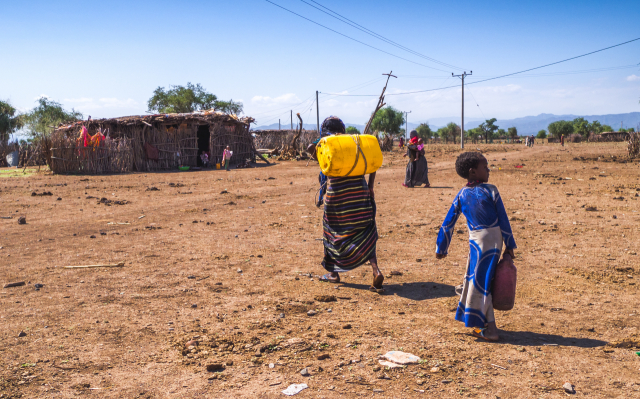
452;71;472;149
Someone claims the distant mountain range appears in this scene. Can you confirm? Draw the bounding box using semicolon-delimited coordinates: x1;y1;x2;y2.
253;112;640;135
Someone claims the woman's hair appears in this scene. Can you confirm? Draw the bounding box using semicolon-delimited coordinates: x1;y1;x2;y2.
455;152;485;179
409;130;418;139
321;116;345;135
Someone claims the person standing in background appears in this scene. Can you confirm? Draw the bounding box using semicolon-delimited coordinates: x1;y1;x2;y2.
222;145;232;171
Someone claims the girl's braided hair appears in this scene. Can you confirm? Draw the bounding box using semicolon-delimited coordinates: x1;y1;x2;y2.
455;152;485;179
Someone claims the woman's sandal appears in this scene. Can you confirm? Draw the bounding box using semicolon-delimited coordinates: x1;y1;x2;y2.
369;274;384;293
472;328;498;342
319;273;340;283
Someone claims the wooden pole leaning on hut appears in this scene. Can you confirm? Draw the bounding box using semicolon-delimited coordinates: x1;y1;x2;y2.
362;71;397;136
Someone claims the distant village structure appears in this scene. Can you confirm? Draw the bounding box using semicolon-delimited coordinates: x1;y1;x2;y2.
49;111;254;174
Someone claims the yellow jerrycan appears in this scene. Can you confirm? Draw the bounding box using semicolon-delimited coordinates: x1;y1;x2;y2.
316;134;383;177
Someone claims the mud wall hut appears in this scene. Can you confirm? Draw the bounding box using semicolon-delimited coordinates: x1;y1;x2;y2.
49;111;255;174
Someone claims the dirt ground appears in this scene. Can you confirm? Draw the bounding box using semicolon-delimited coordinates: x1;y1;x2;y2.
1;142;639;398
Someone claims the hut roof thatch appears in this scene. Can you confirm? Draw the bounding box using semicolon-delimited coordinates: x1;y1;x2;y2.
54;110;254;132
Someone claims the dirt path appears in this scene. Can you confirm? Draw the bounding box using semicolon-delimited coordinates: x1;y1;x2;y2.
1;142;639;398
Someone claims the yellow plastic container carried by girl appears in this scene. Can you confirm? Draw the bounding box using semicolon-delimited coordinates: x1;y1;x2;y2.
316;134;383;177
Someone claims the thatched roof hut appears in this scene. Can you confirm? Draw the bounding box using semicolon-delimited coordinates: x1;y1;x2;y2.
49;111;254;174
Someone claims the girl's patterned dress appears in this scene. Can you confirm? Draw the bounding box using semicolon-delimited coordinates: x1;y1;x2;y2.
436;184;517;328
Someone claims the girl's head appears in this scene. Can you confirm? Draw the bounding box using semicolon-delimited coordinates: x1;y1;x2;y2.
417;138;423;145
455;152;489;183
226;145;230;150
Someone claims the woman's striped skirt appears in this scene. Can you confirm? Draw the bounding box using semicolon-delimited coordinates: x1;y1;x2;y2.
322;176;378;272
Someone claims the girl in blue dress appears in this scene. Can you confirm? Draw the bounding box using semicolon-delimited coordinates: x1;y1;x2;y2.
435;152;517;341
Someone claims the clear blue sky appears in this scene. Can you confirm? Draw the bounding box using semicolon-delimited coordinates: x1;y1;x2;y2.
1;0;639;128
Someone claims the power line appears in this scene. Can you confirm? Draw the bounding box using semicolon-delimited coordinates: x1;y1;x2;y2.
464;85;486;120
397;64;639;79
467;37;640;86
322;82;460;96
256;96;316;125
321;38;640;96
299;0;464;71
318;77;386;101
265;0;451;72
250;93;315;118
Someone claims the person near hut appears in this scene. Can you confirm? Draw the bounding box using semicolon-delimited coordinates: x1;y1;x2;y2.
398;136;404;149
314;116;384;291
222;146;232;171
435;152;517;342
402;130;430;188
560;134;565;147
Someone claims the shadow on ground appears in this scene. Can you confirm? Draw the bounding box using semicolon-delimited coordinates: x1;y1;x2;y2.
495;330;607;348
338;281;456;301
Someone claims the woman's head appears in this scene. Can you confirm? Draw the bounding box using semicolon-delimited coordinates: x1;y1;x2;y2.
321;116;346;136
226;145;230;149
455;152;489;182
409;130;418;139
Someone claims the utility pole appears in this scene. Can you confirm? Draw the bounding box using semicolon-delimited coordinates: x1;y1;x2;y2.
279;119;280;131
316;91;320;136
291;110;293;130
404;111;412;140
452;71;472;149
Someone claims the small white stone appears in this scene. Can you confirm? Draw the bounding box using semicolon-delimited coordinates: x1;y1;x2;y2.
382;351;421;365
378;360;403;369
563;382;575;394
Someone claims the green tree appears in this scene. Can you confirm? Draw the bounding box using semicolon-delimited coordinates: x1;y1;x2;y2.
441;122;460;144
507;127;518;142
0;100;23;145
479;118;499;144
24;98;82;141
590;120;603;134
572;117;590;137
415;123;432;140
213;99;243;115
601;124;613;132
370;106;405;137
465;127;482;143
345;126;360;134
548;120;574;139
536;129;547;139
147;82;243;115
496;128;506;140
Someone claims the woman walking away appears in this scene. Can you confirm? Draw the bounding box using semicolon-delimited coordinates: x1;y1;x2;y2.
403;130;430;188
316;116;384;291
435;152;517;341
222;146;232;171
